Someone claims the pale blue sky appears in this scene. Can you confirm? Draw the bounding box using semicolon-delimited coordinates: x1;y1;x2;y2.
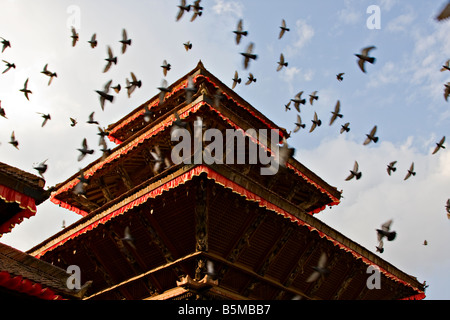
0;0;449;299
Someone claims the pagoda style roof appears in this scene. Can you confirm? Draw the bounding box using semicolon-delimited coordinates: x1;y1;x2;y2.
0;162;50;235
27;62;425;300
0;242;90;299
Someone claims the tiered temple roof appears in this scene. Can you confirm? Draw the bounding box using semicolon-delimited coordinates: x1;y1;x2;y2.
27;62;425;300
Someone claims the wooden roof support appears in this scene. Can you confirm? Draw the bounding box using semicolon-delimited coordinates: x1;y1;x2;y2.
306;251;339;298
117;164;134;191
96;176;114;202
332;263;358;300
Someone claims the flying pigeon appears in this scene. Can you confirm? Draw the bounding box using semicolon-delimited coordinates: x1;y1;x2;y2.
386;161;397;175
184;76;196;103
33;159;48;178
233;19;248;45
119;29;132;54
103;46;117;73
375;240;384;254
70;117;77;127
157;79;172;104
277;138;295;168
96;80;114;110
74;169;89;195
77;138;94;161
329;100;343;125
441;59;450;72
436;2;450;21
309;91;319;105
284;101;291;111
183;41;192;51
345;161;362;181
232;70;241;89
446;199;450;219
0;101;7;119
336;73;345;81
363;125;379;145
0;37;11;52
70;27;79;47
376;219;397;242
121;226;136;250
309;111;321;133
241;42;257;69
404;162;416;180
9;131;19;149
276;53;288;71
87;111;99;125
37;112;51;127
444;82;450;101
41;64;57;86
306;252;329;283
161;60;171;76
190;0;203;22
340;122;350;134
432;136;445;154
125;72;142;98
20;78;32;100
176;0;191;21
279;19;290;39
423;240;428;246
2;60;15;74
355;46;376;73
293;114;306;133
143;105;154;122
245;73;256;85
290;91;306;112
150;145;171;174
88;33;97;48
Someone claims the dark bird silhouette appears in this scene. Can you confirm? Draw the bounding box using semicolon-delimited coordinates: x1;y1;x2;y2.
355;46;376;73
2;60;15;74
41;64;57;86
306;252;329;283
143;104;154;122
20;78;32;100
9;131;19;149
245;73;256;85
441;59;450;72
112;83;121;94
33;159;48;178
77;138;94;161
444;82;450;101
345;161;362;181
376;219;397;242
74;169;89;196
190;0;203;22
157;79;172;104
423;240;428;246
276;53;288;71
404;162;416;180
363;125;378;145
103;46;117;73
126;72;142;98
293;114;306;133
183;41;192;51
233;19;248;45
309;91;319;105
161;59;171;76
279;19;290;39
232;70;241;89
88;33;97;48
436;2;450;21
96;80;114;110
340;122;350;134
37;112;51;127
329;100;343;125
0;101;7;119
97;126;108;146
0;37;11;52
70;27;79;47
284;101;291;111
119;29;132;54
176;0;191;21
309;112;321;133
290;91;306;112
241;42;257;69
70;117;77;127
432;136;446;154
336;72;345;81
446;199;450;219
87;111;99;125
386;161;397;175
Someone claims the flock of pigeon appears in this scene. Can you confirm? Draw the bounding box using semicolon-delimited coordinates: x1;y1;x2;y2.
1;1;450;286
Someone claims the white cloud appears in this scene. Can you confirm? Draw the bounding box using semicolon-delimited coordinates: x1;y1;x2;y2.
284;19;314;57
386;10;416;32
212;0;244;18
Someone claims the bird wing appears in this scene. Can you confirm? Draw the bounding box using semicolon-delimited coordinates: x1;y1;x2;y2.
317;252;327;269
381;219;392;232
357;58;366;73
436;3;450;21
361;46;376;56
306;271;320;283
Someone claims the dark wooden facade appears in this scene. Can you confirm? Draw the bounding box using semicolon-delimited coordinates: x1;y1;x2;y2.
27;62;426;300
